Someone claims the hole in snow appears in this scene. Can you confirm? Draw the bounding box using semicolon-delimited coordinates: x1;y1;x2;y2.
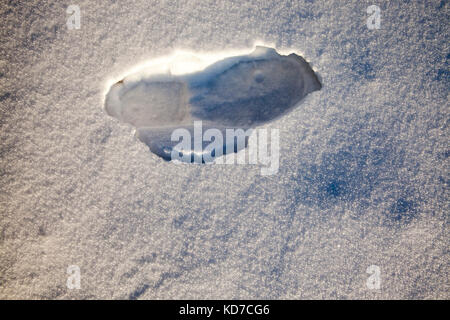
104;46;321;162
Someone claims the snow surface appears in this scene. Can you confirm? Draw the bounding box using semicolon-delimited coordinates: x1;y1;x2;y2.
105;46;321;162
0;0;448;299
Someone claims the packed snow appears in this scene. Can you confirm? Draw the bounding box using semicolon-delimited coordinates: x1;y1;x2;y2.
0;0;448;299
105;46;321;162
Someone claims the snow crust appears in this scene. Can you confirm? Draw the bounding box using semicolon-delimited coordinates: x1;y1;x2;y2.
105;46;321;162
0;0;448;299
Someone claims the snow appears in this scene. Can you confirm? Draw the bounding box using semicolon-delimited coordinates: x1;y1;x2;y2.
105;46;320;163
0;0;448;299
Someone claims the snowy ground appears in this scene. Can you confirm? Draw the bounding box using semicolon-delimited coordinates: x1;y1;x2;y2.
0;0;448;299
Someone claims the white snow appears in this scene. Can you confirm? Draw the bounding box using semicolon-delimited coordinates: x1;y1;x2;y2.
0;0;448;299
105;46;320;163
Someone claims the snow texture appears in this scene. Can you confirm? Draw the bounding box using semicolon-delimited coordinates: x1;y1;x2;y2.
0;0;448;299
105;46;321;162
